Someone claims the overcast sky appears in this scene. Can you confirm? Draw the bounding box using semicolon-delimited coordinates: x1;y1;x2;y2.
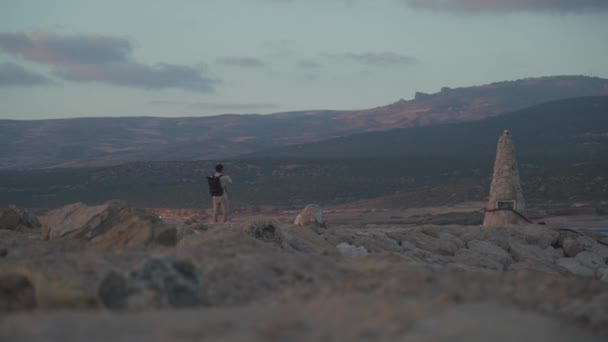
1;0;607;119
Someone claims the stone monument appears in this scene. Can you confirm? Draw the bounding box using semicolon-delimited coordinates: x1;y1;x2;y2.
483;130;529;227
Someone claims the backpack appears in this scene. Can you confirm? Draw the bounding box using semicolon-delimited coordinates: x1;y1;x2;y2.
207;175;224;196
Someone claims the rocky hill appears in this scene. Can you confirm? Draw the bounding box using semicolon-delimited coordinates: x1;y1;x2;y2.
250;96;608;159
2;75;608;169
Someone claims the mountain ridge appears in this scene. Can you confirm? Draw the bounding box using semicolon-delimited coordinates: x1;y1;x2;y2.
2;75;608;169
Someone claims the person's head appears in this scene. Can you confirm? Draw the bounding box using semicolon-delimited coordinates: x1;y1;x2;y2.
215;164;224;173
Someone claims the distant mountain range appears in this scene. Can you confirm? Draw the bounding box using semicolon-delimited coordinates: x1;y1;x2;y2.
248;96;608;160
1;75;608;169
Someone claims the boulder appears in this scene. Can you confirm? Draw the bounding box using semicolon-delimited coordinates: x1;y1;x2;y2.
590;244;608;260
576;236;597;250
336;242;368;258
543;246;565;261
438;232;465;249
0;273;36;312
467;240;512;265
90;219;176;250
575;251;607;271
508;240;544;262
562;237;585;257
281;225;335;254
452;249;505;271
241;220;282;244
0;207;40;231
556;258;595;277
506;225;559;249
294;204;326;228
41;201;172;249
98;257;203;311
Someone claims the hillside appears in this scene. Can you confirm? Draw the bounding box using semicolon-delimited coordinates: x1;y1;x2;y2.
2;75;608;169
249;96;608;159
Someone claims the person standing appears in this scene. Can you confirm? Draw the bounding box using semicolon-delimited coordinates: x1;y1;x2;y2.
208;164;233;223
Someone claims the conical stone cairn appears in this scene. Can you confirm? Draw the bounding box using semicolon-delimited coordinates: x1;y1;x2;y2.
483;130;528;227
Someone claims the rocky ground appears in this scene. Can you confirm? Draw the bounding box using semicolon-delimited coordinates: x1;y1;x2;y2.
1;201;607;341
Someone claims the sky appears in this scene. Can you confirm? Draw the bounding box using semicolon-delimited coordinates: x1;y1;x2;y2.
1;0;607;119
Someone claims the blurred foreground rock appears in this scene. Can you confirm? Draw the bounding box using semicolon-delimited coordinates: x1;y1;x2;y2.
0;206;40;231
98;257;203;311
41;201;176;249
0;273;36;312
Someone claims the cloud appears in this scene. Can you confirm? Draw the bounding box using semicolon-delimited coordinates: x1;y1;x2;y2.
297;59;322;69
324;52;418;67
53;63;218;92
402;0;608;13
216;57;265;68
0;32;131;65
0;31;219;92
0;62;54;87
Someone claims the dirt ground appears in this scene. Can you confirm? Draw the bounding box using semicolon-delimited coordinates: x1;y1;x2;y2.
1;204;607;342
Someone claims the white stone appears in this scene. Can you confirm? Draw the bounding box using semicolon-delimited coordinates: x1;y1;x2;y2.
336;242;368;258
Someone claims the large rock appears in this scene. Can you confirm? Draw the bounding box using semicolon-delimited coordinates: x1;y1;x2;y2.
438;232;465;249
590;244;608;260
294;204;326;228
508;241;540;262
556;258;595;277
281;225;335;254
467;240;512;265
41;201;172;249
90;219;176;250
98;257;203;311
575;251;607;271
0;207;40;231
452;249;505;271
505;225;559;249
562;237;586;257
0;273;36;312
